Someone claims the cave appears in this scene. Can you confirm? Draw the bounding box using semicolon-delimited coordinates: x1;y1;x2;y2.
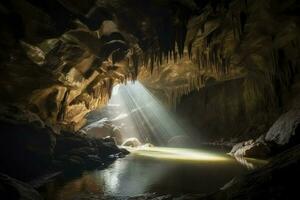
0;0;300;199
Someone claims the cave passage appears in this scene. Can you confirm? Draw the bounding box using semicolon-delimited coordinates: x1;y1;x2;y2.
1;0;299;199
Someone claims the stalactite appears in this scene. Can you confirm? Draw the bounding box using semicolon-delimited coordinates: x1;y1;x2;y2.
240;11;247;33
174;51;178;63
102;78;112;99
244;0;248;9
175;21;187;58
231;13;237;41
159;52;163;66
196;47;201;70
166;72;205;109
150;52;154;73
188;43;193;59
132;53;139;79
143;54;149;67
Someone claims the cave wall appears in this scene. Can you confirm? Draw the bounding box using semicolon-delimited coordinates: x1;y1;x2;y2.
0;0;299;138
177;72;300;142
141;0;300;141
0;0;200;133
187;0;300;116
0;0;131;132
176;78;272;141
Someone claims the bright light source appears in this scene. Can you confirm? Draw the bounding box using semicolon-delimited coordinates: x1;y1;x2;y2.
108;81;187;146
126;147;229;161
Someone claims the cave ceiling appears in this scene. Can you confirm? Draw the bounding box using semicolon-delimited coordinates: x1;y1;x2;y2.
0;0;299;132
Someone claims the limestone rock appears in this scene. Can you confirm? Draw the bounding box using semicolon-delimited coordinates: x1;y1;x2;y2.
122;137;142;147
80;118;123;144
229;139;271;158
265;109;300;146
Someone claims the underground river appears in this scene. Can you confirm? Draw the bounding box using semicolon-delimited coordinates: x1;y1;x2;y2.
40;147;266;199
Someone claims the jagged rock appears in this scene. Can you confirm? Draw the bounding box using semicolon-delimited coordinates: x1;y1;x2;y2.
0;173;43;200
229;139;271;158
52;133;126;171
54;134;90;155
98;140;122;157
0;0;201;132
80;118;123;145
265;109;300;146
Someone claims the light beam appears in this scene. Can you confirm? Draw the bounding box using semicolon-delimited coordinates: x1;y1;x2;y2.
108;81;187;146
126;147;229;161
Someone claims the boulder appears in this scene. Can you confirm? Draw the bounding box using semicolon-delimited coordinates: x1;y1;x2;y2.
80;118;123;145
122;137;142;147
229;139;271;158
230;109;300;158
265;109;300;146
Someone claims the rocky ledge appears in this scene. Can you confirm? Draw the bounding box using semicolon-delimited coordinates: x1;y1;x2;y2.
0;106;129;199
229;109;300;159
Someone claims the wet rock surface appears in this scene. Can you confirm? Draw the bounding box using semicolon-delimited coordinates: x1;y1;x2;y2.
229;139;271;159
52;132;127;172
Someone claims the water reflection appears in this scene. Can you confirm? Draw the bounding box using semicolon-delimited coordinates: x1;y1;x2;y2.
233;156;268;170
41;148;266;200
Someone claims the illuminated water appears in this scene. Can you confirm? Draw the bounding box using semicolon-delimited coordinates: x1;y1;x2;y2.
41;147;266;199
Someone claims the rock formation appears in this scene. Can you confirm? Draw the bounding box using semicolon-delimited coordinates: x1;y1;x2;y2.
265;109;300;146
229;109;300;158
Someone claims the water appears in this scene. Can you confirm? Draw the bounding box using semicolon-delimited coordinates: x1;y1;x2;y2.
40;147;266;200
